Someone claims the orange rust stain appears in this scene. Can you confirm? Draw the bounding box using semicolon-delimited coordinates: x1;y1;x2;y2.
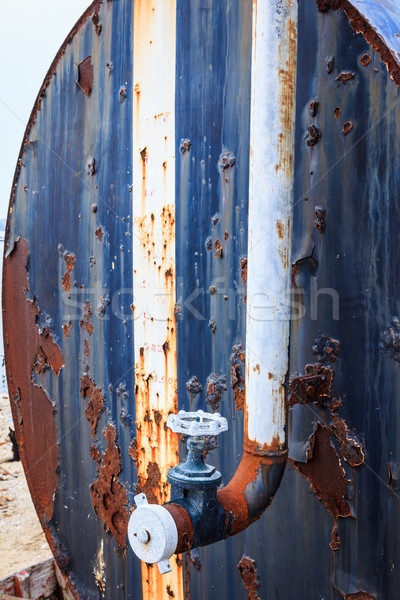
63;321;72;339
95;226;103;241
84;339;90;359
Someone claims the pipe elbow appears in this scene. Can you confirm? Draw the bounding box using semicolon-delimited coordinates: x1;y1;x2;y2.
217;443;288;537
164;442;287;554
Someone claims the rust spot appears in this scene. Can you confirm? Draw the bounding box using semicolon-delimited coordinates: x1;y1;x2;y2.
306;124;321;146
91;11;102;36
129;439;138;465
208;318;217;334
231;344;245;411
162;341;170;355
95;226;103;241
276;220;284;239
309;99;319;117
166;585;175;598
179;138;191;154
237;555;261;600
165;267;173;278
80;300;94;335
214;239;223;259
3;238;64;524
379;316;400;361
240;257;248;284
314;205;326;232
186;376;202;400
191;551;202;571
90;424;129;547
153;410;162;426
77;56;94;96
289;424;351;519
224;230;229;241
360;54;372;66
288;363;334;406
334;106;341;119
140;146;148;162
336;71;356;84
326;55;335;74
63;321;72;339
312;334;340;364
61;251;75;293
136;461;162;504
206;373;227;412
330;416;365;466
342;120;354;136
84;339;90;359
81;375;104;438
86;155;96;176
218;151;236;171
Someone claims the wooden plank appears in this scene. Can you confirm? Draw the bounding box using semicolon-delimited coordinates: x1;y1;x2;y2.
0;559;57;599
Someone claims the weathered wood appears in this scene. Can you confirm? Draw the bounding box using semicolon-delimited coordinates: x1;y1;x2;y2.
0;558;57;599
14;571;29;598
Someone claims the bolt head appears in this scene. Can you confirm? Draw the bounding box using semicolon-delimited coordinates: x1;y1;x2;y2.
135;529;150;544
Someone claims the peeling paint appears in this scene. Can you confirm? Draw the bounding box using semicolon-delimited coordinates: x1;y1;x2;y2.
62;251;75;293
289;424;351;519
3;238;63;524
230;344;245;411
81;375;104;438
90;424;129;547
237;556;261;600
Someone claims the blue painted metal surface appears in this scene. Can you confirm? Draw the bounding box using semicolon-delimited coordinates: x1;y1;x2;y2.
3;1;400;599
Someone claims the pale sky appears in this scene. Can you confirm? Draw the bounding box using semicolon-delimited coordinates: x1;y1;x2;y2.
0;1;90;223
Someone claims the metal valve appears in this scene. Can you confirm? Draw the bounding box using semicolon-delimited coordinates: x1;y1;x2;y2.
167;410;228;489
128;410;228;574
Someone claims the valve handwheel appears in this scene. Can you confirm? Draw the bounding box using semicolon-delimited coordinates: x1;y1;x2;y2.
166;409;228;438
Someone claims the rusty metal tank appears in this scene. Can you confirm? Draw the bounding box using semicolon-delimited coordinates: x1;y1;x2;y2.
3;1;400;599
